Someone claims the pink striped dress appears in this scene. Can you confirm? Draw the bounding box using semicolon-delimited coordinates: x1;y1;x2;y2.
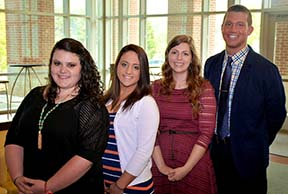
151;80;218;194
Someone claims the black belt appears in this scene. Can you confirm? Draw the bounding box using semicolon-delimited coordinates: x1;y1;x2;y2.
159;129;198;135
159;129;198;160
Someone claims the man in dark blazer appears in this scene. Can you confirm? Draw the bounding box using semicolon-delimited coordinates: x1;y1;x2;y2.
204;4;286;194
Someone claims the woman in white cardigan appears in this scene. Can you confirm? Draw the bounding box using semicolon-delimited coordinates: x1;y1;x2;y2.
102;44;159;194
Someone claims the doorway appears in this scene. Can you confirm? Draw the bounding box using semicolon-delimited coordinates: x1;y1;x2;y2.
262;12;288;157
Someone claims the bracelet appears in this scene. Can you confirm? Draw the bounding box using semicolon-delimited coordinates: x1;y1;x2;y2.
44;181;53;194
13;176;23;185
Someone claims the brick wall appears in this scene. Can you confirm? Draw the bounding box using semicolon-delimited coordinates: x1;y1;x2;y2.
128;0;139;44
167;0;216;61
5;0;54;98
5;0;54;65
271;0;288;78
274;20;288;77
271;0;288;7
167;0;201;56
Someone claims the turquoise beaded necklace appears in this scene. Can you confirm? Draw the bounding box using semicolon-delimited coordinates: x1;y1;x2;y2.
37;102;61;150
37;87;79;150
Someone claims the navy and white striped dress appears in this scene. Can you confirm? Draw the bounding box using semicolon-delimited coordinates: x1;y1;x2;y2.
102;113;154;194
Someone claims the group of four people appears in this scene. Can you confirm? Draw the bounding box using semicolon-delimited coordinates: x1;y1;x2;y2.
4;4;286;194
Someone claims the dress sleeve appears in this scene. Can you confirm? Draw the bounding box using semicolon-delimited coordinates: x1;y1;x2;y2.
76;100;109;163
196;81;217;148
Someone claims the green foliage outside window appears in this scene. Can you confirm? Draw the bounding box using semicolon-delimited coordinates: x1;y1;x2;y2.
0;15;7;72
146;22;156;60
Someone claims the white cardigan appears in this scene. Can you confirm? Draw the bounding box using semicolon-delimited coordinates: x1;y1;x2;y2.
106;95;159;186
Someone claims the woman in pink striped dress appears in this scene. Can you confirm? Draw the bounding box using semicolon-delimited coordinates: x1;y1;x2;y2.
151;35;218;194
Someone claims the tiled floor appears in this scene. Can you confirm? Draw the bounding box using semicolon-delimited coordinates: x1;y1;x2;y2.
268;156;288;194
270;129;288;157
268;130;288;194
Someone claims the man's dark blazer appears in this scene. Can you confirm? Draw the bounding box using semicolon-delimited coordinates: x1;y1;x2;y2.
204;45;286;178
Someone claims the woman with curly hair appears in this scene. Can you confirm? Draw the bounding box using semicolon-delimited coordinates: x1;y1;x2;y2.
152;34;217;194
5;38;109;194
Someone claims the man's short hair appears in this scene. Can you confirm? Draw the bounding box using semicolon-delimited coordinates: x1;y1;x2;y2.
223;4;252;26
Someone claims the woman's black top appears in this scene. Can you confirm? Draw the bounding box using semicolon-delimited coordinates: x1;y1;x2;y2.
5;86;109;194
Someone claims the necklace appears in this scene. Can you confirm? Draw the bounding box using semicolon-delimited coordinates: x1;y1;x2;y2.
37;87;80;149
38;103;61;150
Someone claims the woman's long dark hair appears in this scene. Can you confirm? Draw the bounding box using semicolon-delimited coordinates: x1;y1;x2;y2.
45;38;104;103
103;44;151;111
